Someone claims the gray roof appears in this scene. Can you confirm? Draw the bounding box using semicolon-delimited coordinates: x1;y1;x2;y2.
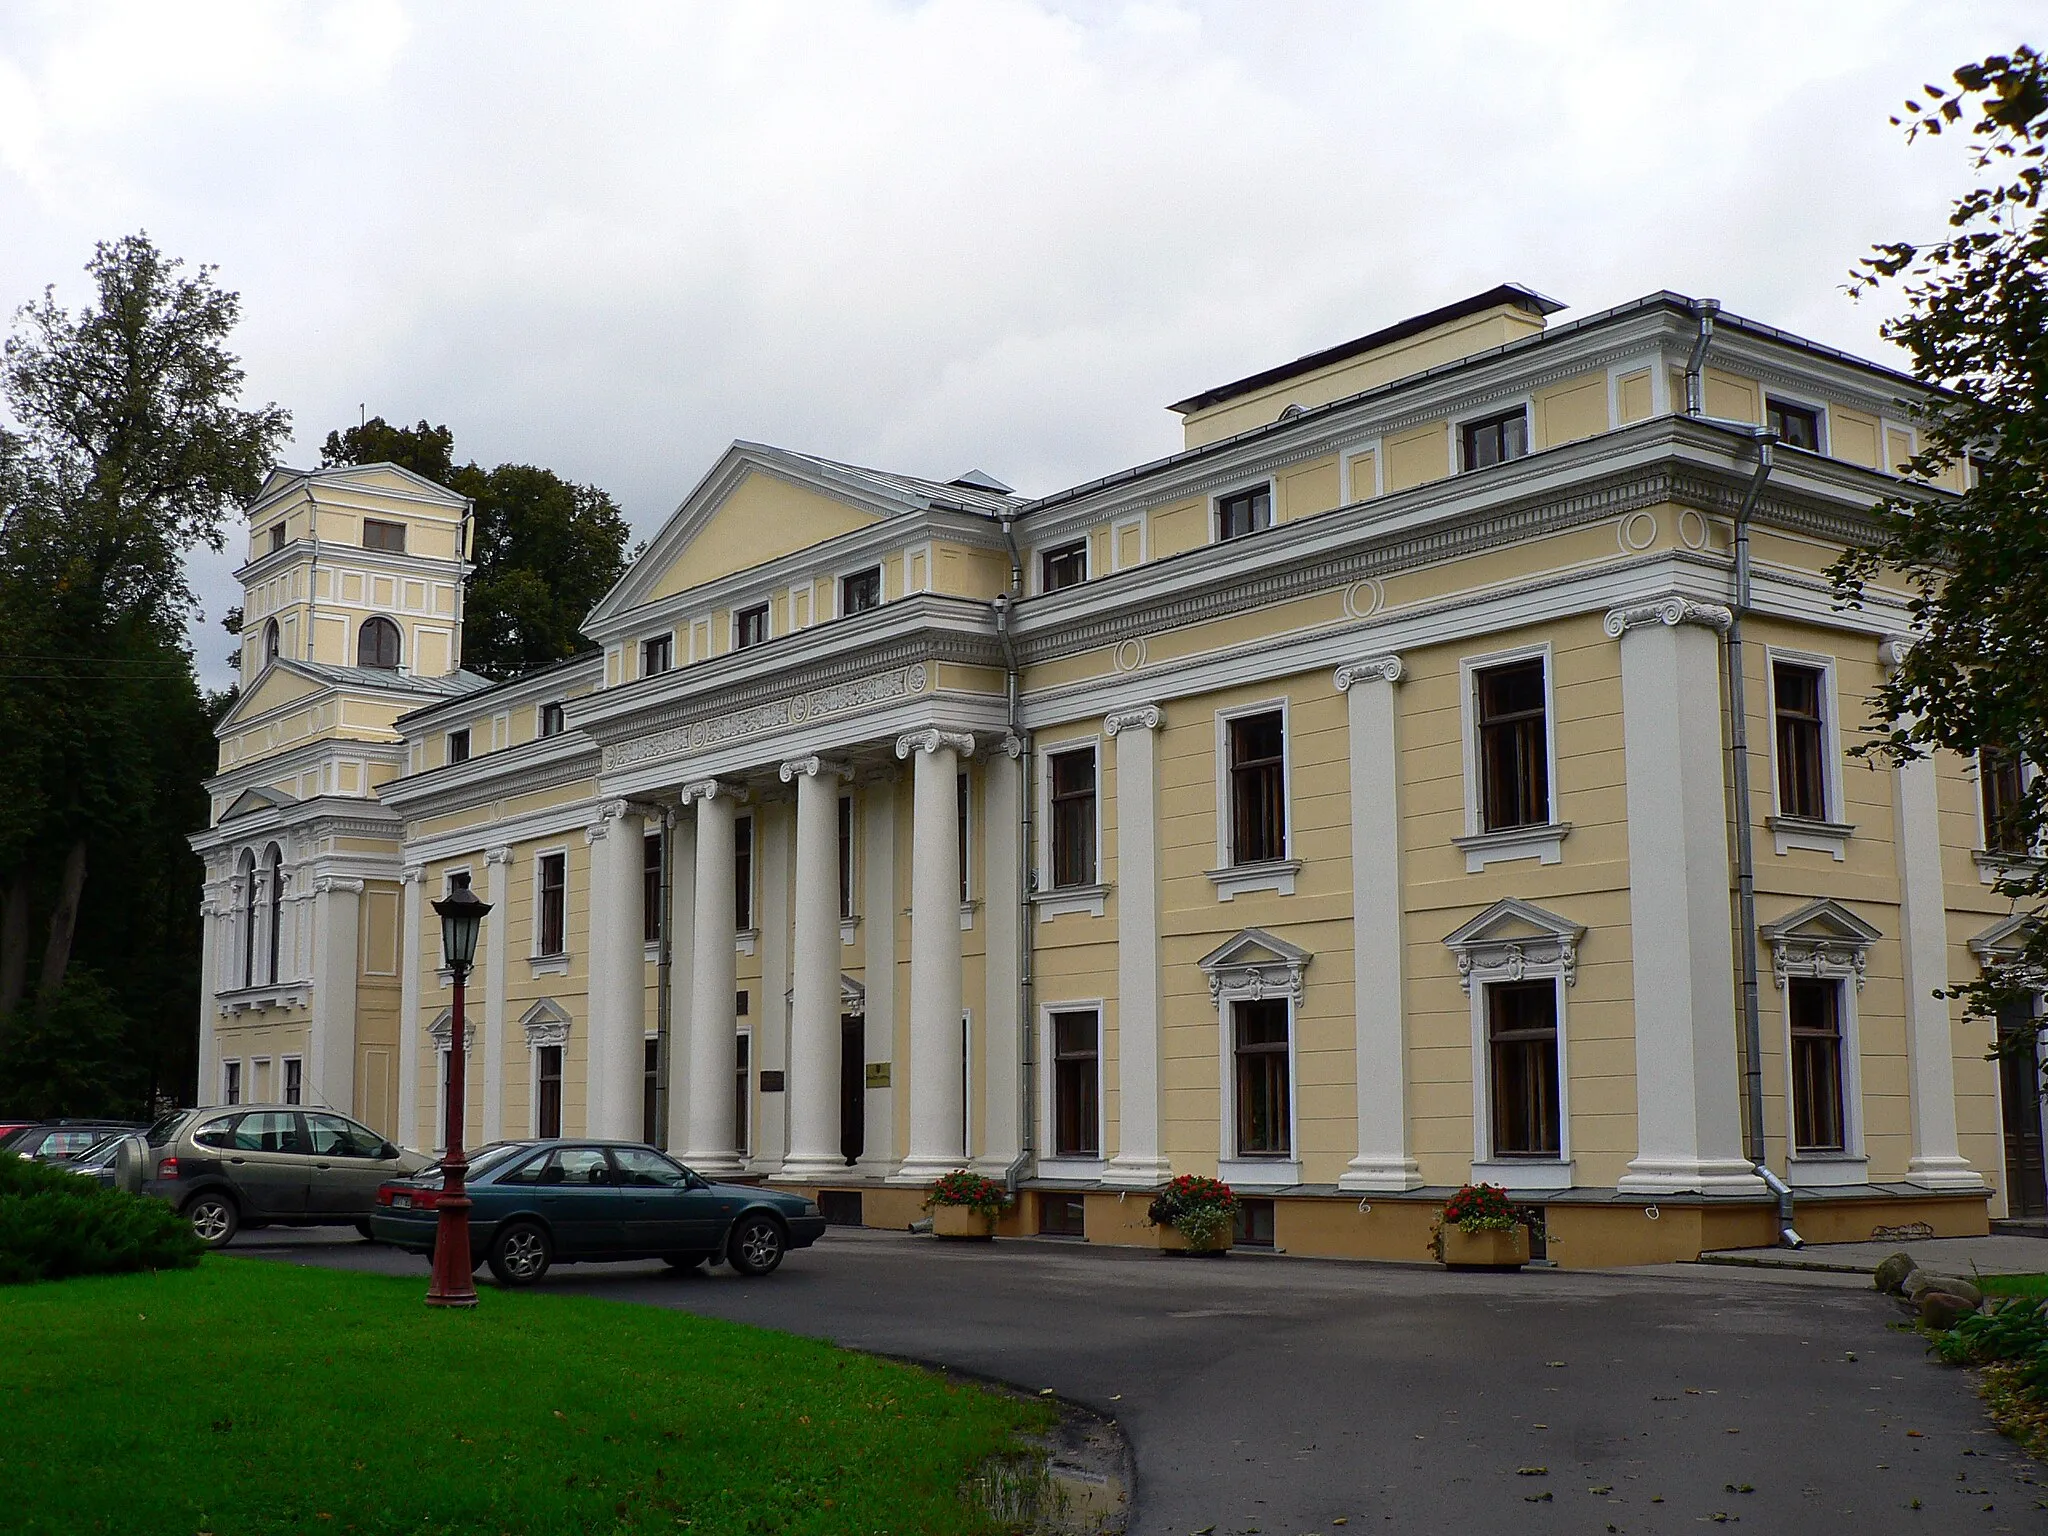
732;441;1025;516
294;661;495;697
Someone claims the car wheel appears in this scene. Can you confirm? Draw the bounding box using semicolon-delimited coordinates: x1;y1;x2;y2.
487;1221;552;1287
727;1214;786;1277
662;1253;707;1275
184;1192;239;1249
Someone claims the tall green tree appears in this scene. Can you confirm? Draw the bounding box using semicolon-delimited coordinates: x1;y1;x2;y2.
1832;47;2048;1022
320;417;631;678
0;233;287;1110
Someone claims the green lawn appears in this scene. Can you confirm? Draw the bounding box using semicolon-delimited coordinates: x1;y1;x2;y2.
1979;1273;2048;1299
0;1258;1049;1535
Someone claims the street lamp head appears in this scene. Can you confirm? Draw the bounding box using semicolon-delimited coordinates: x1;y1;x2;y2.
432;871;492;973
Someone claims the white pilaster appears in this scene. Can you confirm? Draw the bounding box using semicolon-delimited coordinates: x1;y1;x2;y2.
893;730;974;1182
1609;596;1766;1195
1103;708;1171;1187
586;801;646;1140
196;892;221;1106
1884;638;1983;1188
309;876;363;1114
396;865;423;1148
780;758;849;1180
980;739;1024;1173
482;846;512;1143
681;781;743;1174
663;809;697;1153
1334;660;1423;1191
860;777;898;1176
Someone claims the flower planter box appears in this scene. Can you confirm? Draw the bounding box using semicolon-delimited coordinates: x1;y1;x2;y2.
930;1205;996;1241
1157;1224;1230;1255
1438;1225;1529;1271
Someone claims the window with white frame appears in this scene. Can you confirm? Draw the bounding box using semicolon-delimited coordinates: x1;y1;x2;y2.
644;833;665;944
1040;539;1088;592
1047;746;1097;888
1232;998;1291;1157
1226;710;1287;864
223;1059;243;1105
535;1044;563;1137
734;602;770;650
536;852;567;957
1460;406;1529;471
735;1030;752;1157
1772;659;1832;821
282;1056;303;1106
1766;397;1823;452
1049;1009;1101;1158
1485;980;1561;1158
641;633;674;677
1199;928;1309;1178
446;728;471;765
840;567;882;616
263;843;285;985
837;794;855;922
538;701;566;737
1216;485;1272;542
1980;748;2030;855
237;848;258;987
734;814;755;930
1760;897;1875;1171
1474;657;1550;831
1788;977;1846;1153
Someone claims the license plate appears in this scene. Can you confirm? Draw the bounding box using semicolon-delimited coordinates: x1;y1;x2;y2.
393;1194;412;1210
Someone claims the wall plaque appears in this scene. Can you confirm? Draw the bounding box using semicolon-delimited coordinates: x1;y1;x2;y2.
758;1070;785;1093
863;1062;891;1088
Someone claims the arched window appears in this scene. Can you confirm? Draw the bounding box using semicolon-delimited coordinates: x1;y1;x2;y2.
357;616;402;670
264;844;285;985
237;849;258;988
263;618;280;661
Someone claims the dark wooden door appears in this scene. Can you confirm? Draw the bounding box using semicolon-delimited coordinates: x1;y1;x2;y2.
1998;1002;2047;1218
840;1014;865;1166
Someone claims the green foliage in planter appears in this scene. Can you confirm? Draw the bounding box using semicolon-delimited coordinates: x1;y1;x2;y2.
923;1169;1009;1218
1146;1174;1238;1247
0;1150;202;1284
1429;1183;1544;1262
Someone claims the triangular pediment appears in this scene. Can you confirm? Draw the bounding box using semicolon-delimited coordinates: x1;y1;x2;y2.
219;786;297;821
1442;897;1586;951
217;662;326;729
1199;927;1312;974
1969;912;2039;963
1759;898;1882;948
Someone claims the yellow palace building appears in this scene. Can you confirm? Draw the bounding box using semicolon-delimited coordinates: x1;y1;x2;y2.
190;285;2037;1266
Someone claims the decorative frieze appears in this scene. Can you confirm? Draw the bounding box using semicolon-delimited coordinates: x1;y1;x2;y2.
600;663;930;772
1602;594;1734;638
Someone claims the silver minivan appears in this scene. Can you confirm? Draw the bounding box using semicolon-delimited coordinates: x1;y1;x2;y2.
142;1105;435;1248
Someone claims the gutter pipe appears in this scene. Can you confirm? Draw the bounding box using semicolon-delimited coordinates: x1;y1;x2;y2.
1687;297;1798;1247
994;515;1035;1193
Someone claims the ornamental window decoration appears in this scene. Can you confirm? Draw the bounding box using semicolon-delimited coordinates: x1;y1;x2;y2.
1758;898;1881;991
1968;913;2044;989
1441;897;1585;995
781;974;867;1017
425;1007;478;1053
1198;928;1312;1006
519;997;572;1050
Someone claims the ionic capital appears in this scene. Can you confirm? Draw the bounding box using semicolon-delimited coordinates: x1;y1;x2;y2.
679;778;746;805
1104;704;1163;737
778;755;853;783
401;864;425;885
1879;634;1916;676
894;729;977;760
1602;593;1733;638
1333;655;1404;691
485;845;514;866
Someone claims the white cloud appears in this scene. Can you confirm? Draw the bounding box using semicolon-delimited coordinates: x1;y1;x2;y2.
0;0;2031;687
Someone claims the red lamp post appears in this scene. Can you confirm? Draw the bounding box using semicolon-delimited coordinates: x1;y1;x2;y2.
427;872;491;1308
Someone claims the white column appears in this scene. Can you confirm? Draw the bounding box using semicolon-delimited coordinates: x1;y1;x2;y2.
779;757;850;1180
861;777;898;1175
585;801;646;1140
681;781;743;1174
481;846;512;1143
308;876;363;1113
663;809;697;1153
892;730;973;1183
396;865;424;1148
1883;638;1983;1188
1609;596;1766;1195
1103;708;1172;1186
980;739;1024;1173
1333;660;1423;1191
196;891;222;1105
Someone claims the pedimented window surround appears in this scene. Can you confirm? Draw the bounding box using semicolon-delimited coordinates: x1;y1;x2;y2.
425;1007;477;1052
1200;929;1310;1188
1442;897;1584;995
1759;898;1880;991
1198;927;1312;1006
519;997;572;1049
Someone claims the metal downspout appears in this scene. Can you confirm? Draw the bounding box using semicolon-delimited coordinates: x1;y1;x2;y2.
995;515;1035;1192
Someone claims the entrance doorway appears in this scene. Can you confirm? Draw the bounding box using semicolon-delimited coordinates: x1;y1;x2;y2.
840;1014;865;1166
1997;1000;2047;1219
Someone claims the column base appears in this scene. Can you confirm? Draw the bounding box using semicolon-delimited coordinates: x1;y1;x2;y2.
1101;1155;1173;1189
680;1151;748;1179
888;1156;970;1186
1619;1156;1768;1196
1338;1157;1424;1193
1905;1156;1987;1191
771;1155;852;1184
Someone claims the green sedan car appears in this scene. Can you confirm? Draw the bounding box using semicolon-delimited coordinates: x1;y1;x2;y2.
370;1140;826;1286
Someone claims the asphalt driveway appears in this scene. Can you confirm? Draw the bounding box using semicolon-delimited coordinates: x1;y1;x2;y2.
247;1228;2046;1534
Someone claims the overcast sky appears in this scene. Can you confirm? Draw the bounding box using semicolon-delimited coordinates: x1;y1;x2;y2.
0;1;2032;688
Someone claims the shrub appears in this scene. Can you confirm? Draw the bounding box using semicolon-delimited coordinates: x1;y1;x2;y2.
0;1150;202;1284
924;1170;1009;1217
1930;1294;2048;1394
1146;1174;1238;1246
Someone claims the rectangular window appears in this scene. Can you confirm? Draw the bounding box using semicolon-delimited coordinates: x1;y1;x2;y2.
841;567;882;616
446;729;471;765
1234;1197;1276;1248
1227;711;1287;865
267;523;285;554
1460;407;1530;471
643;833;663;945
957;773;970;904
838;795;855;921
1040;540;1088;592
1475;658;1549;832
1773;661;1829;820
536;1045;563;1138
641;634;674;676
734;1033;751;1157
643;1038;660;1147
1487;980;1561;1158
734;814;754;930
537;852;567;957
1216;485;1272;541
1050;1009;1101;1157
1789;978;1846;1153
735;603;770;649
1038;1193;1086;1237
1233;998;1291;1156
1982;749;2029;854
283;1058;302;1106
362;518;407;553
1766;398;1822;452
538;702;565;738
1048;746;1098;888
224;1060;242;1106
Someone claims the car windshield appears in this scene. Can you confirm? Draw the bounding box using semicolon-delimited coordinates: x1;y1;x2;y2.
145;1111;193;1147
